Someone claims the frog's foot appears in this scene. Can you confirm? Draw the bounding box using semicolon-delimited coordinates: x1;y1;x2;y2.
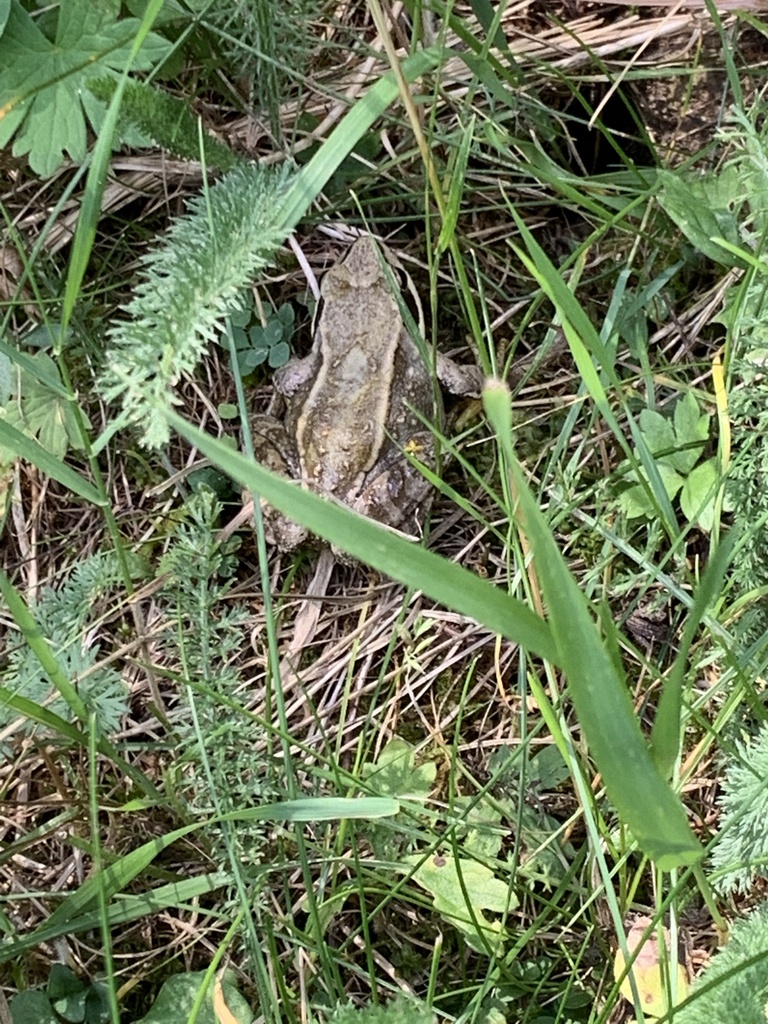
436;354;484;398
345;438;436;550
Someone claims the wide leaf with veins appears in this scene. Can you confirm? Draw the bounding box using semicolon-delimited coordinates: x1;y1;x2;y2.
0;0;170;176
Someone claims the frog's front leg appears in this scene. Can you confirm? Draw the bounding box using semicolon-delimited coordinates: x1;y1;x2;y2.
246;414;309;552
273;349;321;398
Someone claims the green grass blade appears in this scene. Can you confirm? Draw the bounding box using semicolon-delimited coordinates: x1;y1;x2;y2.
62;0;167;327
0;685;160;799
226;798;400;822
280;47;441;231
508;210;679;537
651;530;737;777
0;338;70;396
0;419;103;504
0;873;228;961
41;822;203;933
166;412;558;664
484;382;703;870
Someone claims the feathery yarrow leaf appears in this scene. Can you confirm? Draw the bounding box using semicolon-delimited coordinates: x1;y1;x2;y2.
87;78;242;171
99;164;291;447
0;551;137;739
675;902;768;1023
710;724;768;894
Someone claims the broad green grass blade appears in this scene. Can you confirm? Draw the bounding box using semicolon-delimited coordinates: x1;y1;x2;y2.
166;412;558;664
280;47;441;232
40;822;203;933
0;419;103;503
484;382;703;870
0;873;228;960
227;798;399;822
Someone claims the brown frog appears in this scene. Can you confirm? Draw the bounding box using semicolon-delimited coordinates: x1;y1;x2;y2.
247;235;480;555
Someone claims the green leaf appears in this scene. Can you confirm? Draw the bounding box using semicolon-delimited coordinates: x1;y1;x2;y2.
83;986;109;1024
264;318;284;344
459;798;504;859
47;964;87;1023
230;307;251;329
134;970;253;1024
405;853;516;952
0;0;170;176
9;990;57;1024
618;464;684;519
669;391;709;474
244;348;267;368
21;323;72;349
0;351;91;460
362;738;436;801
679;458;720;531
268;340;291;367
0;0;10;38
656;166;746;268
276;302;295;326
528;745;570;790
638;408;676;460
674;391;710;446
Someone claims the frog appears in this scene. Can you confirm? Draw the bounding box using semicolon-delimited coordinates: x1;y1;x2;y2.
246;234;481;555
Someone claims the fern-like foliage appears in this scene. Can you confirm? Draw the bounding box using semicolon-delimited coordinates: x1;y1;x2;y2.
710;725;768;894
87;78;242;171
722;287;768;647
99;164;291;447
0;552;136;738
206;0;323;133
158;489;279;942
676;902;768;1023
326;996;434;1024
714;107;768;649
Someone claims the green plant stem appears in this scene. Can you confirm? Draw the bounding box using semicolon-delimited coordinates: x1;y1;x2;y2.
89;714;120;1024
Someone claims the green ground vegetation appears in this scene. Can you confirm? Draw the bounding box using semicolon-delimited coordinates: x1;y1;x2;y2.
2;2;768;1023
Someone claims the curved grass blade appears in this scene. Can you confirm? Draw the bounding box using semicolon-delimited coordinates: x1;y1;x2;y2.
166;412;558;665
484;381;703;870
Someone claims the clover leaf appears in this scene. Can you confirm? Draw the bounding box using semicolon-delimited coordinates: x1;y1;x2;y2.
0;0;171;176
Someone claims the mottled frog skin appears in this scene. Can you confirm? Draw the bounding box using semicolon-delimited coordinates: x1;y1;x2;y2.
248;235;479;553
